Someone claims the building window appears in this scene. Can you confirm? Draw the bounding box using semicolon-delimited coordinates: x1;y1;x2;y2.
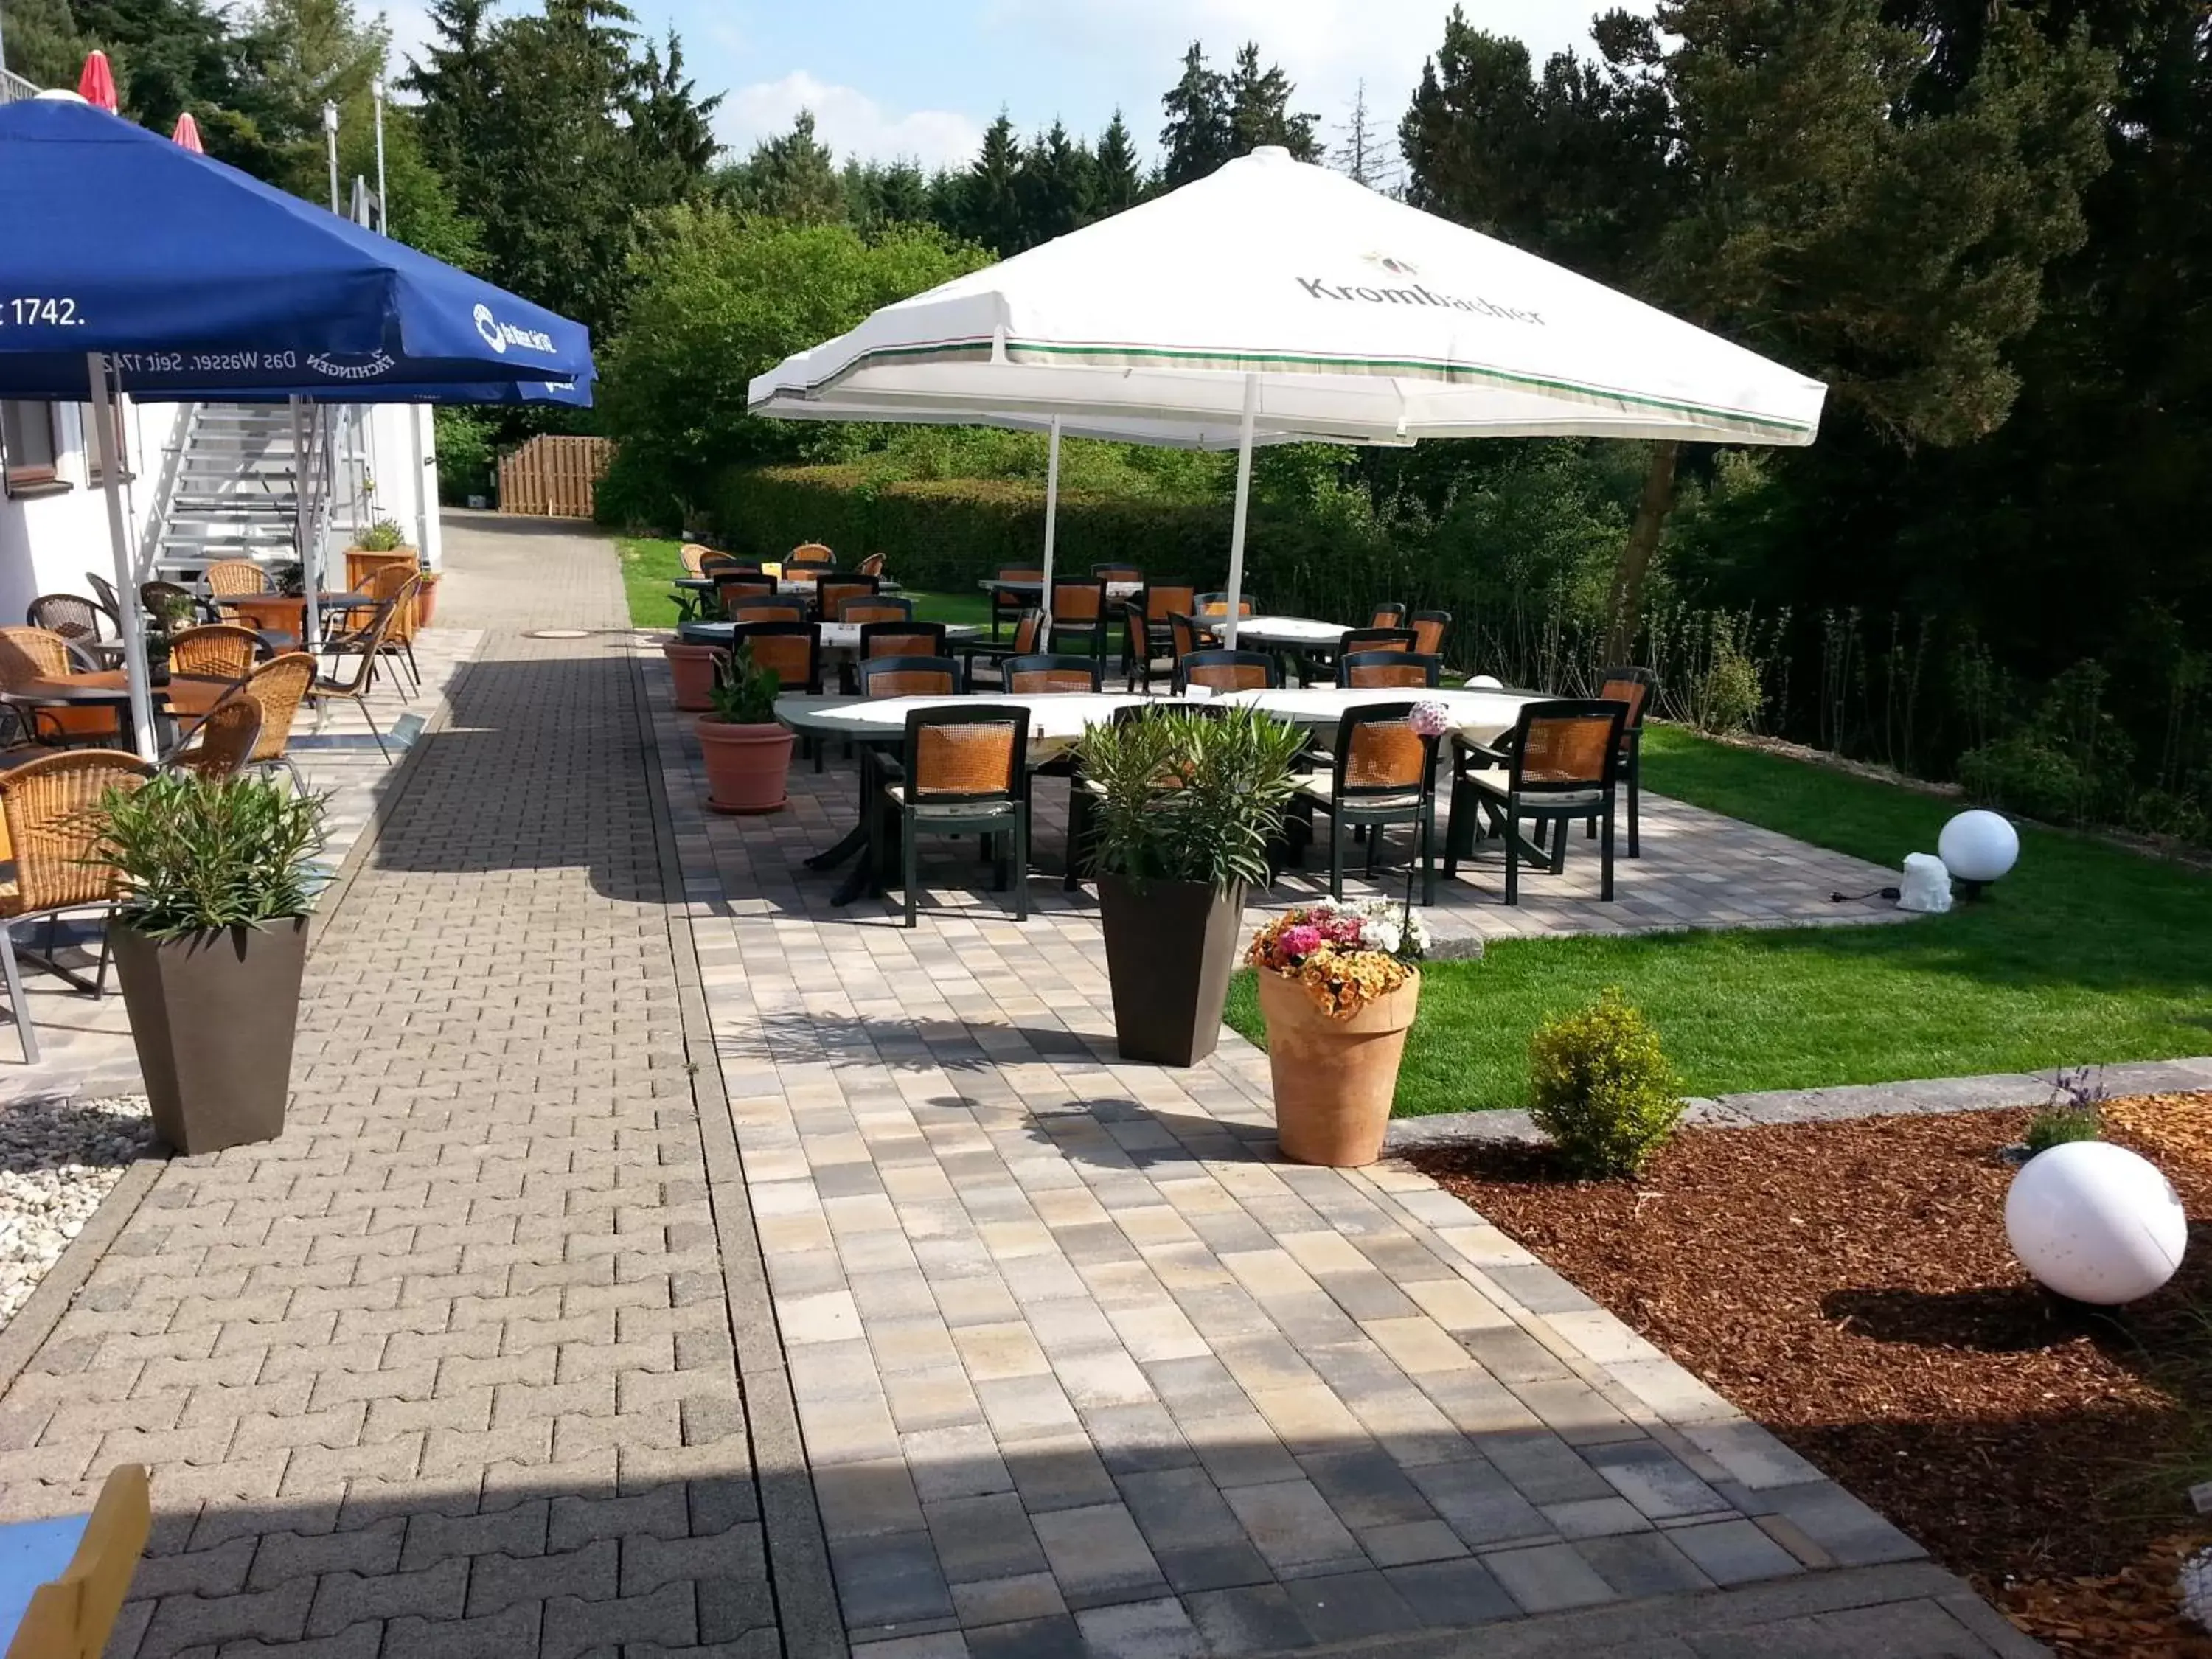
1;402;63;495
79;401;131;483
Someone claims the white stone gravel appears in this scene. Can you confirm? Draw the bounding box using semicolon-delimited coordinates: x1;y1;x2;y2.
0;1094;153;1329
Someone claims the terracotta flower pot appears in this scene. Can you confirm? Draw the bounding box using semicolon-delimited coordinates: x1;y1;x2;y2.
1256;966;1421;1167
662;642;723;712
1097;874;1245;1067
113;919;308;1155
415;575;441;627
697;717;794;815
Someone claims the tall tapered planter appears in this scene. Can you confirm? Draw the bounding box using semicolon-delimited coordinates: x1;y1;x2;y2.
1257;967;1420;1166
114;919;307;1155
1099;875;1245;1066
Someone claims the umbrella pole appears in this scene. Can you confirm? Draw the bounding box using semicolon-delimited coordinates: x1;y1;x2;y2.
87;354;158;762
1040;415;1061;633
294;397;322;658
1222;372;1259;650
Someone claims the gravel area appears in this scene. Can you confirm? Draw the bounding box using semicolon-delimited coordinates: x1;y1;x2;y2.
0;1094;153;1329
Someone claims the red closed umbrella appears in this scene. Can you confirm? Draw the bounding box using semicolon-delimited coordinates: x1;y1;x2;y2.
171;111;204;153
77;50;118;113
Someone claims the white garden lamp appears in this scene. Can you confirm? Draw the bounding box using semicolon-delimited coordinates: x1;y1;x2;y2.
751;145;1829;638
2005;1141;2185;1305
1938;809;2020;897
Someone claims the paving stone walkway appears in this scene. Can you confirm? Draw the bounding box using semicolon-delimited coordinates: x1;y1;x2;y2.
639;571;2043;1656
0;515;785;1657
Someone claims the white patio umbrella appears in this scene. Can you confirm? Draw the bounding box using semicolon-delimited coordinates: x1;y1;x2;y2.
751;145;1826;641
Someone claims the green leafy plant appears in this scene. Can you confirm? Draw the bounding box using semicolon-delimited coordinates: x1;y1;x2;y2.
1528;988;1684;1179
704;644;782;726
351;518;409;552
97;774;328;940
2024;1066;2104;1155
1077;707;1305;891
271;561;306;598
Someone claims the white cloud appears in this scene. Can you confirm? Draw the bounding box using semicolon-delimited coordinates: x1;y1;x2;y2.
720;71;984;169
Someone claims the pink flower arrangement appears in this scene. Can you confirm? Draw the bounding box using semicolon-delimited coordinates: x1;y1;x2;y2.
1245;900;1430;1018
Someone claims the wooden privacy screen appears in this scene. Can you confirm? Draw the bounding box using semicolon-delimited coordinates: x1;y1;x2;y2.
497;436;614;518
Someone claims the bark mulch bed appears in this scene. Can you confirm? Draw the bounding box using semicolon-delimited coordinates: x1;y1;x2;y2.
1411;1094;2212;1658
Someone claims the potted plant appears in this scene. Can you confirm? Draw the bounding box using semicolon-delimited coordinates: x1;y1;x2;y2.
344;518;419;596
99;773;327;1155
1246;900;1429;1165
697;644;794;814
661;636;724;712
142;591;196;684
414;569;443;627
1078;706;1304;1065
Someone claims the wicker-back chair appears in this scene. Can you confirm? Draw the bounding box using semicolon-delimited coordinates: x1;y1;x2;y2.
699;555;755;578
713;575;776;617
840;597;913;625
169;624;260;681
1595;665;1660;857
679;543;716;577
815;575;880;622
990;567;1043;638
729;599;806;626
1004;654;1102;695
1293;702;1441;905
1048;579;1107;656
857;553;887;578
1445;698;1629;904
164;695;264;780
1119;599;1172;692
361;565;425;693
1174;649;1279;695
787;543;836;568
876;704;1032;927
1196;592;1257;619
0;748;155;1059
1166;613;1207;664
85;573;122;627
857;655;962;698
306;591;411;760
203;559;271;605
858;620;949;662
1091;563;1143;584
27;594;106;647
1338;651;1441;689
958;608;1043;690
0;627;117;742
1369;602;1408;630
734;622;823;695
238;653;316;784
1410;611;1452;658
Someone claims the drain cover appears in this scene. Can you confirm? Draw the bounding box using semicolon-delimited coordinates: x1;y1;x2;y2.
526;628;591;639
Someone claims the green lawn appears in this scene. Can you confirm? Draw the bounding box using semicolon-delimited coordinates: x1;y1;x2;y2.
1225;726;2212;1114
617;536;994;633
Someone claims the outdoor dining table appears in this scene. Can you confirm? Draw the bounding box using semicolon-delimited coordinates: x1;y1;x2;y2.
776;690;1153;904
974;577;1144;601
677;619;981;653
1194;614;1354;652
672;575;905;597
4;672;238;754
1218;685;1540;747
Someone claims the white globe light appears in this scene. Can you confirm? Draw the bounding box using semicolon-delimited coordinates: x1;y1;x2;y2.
1938;809;2019;886
2004;1141;2186;1305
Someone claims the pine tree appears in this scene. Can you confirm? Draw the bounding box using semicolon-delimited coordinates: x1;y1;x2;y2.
0;0;89;93
959;111;1026;254
1225;42;1320;160
1013;119;1093;249
727;111;843;223
1158;41;1230;187
1093;110;1142;215
1333;80;1399;191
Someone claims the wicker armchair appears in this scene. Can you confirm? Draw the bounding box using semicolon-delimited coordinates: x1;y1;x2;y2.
164;695;264;780
27;594;108;648
1445;699;1629;903
0;627;119;742
856;655;961;698
169;624;260;681
679;543;716;577
857;553;887;578
1048;579;1107;657
1338;650;1441;689
202;560;272;613
814;575;880;623
872;704;1032;927
1173;649;1279;695
958;609;1043;691
0;748;154;1060
787;543;836;568
839;597;913;625
1004;655;1102;694
237;653;316;788
1291;703;1441;905
140;580;204;626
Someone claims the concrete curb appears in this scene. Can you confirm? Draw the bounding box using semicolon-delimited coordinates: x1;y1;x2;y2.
625;632;848;1659
1386;1054;2212;1152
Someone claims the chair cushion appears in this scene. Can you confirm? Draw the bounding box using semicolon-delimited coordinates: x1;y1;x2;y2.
1293;775;1422;809
1469;775;1606;810
885;785;1018;821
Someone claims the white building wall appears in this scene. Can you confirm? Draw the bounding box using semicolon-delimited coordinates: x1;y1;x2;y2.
0;397;188;627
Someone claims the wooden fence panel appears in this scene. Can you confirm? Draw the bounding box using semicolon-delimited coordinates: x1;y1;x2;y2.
498;435;615;518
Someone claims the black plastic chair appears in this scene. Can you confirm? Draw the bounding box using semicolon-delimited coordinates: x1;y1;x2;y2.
1593;666;1659;857
856;655;963;698
1047;578;1109;657
1292;702;1441;905
1444;699;1629;903
872;703;1032;926
990;568;1042;639
1172;650;1279;694
1004;654;1103;694
1337;650;1441;689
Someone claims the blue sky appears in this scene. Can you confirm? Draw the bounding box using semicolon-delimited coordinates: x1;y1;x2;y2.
389;1;1621;173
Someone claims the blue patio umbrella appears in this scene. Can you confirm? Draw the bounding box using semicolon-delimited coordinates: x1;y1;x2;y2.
0;94;597;751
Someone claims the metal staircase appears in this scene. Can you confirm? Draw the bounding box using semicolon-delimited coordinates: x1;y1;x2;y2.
150;404;303;582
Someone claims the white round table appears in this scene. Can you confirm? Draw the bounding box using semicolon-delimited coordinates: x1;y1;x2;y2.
678;620;981;652
1200;615;1351;650
976;578;1144;602
1221;685;1537;746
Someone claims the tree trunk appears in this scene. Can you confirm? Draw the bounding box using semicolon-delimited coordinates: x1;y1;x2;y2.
1604;439;1681;664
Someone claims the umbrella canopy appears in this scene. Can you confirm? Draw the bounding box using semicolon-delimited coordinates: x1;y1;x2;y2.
0;97;593;400
170;111;204;153
753;145;1823;448
77;52;116;114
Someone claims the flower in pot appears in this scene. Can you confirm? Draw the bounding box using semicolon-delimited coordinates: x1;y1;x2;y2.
696;644;795;815
1245;899;1430;1166
1078;706;1304;1066
98;773;327;1155
346;518;418;595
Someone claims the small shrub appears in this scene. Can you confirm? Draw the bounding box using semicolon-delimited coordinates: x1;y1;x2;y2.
2023;1065;2104;1155
1528;989;1683;1179
1698;647;1764;734
1958;732;2090;823
352;518;408;552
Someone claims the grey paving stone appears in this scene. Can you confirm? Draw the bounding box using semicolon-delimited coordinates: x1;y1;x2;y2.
1359;1519;1470;1567
1759;1481;1926;1568
1382;1555;1521;1627
1574;1531;1717;1597
923;1492;1048;1585
1476;1430;1618;1505
1074;1595;1204;1659
1585;1439;1731;1520
1116;1467;1272;1593
830;1529;956;1627
1543;1496;1654;1540
964;1613;1082;1659
1667;1517;1807;1585
1029;1502;1170;1610
1482;1540;1621;1615
1183;1584;1315;1655
1219;1478;1364;1576
1301;1446;1441;1528
949;1571;1067;1629
1409;1460;1554;1548
1284;1568;1425;1644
